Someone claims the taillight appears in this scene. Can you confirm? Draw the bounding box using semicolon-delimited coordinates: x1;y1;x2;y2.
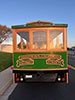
16;78;19;81
62;78;65;81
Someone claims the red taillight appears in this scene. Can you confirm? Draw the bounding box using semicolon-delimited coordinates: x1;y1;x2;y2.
16;78;19;81
62;78;65;81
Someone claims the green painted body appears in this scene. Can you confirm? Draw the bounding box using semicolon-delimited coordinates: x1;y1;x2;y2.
13;52;67;69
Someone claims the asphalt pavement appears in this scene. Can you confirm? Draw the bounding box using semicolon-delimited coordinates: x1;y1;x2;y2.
8;68;75;100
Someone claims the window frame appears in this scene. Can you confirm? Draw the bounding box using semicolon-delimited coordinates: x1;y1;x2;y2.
13;27;67;52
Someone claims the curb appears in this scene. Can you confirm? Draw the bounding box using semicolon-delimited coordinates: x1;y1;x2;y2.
0;79;13;95
0;67;13;95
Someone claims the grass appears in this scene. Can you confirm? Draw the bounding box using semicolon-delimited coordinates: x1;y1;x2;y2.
0;52;13;72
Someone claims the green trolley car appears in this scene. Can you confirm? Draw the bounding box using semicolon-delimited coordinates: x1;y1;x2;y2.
12;21;68;83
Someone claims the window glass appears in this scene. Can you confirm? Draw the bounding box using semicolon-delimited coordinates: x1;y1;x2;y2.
50;30;63;49
16;32;29;49
33;31;46;49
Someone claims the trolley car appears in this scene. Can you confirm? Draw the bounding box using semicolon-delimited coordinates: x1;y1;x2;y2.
12;21;68;83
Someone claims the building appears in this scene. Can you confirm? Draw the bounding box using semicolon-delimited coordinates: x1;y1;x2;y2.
0;44;13;53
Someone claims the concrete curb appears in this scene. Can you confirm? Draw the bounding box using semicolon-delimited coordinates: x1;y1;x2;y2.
0;83;17;100
0;79;13;95
0;67;13;95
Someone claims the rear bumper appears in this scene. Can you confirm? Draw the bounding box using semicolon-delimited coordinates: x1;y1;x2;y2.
13;69;68;83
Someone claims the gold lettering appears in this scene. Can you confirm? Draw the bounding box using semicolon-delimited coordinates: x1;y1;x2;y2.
16;54;64;67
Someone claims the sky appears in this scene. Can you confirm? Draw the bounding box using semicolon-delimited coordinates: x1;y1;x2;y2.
0;0;75;47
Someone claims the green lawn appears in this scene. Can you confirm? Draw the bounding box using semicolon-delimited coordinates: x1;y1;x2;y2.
0;52;13;72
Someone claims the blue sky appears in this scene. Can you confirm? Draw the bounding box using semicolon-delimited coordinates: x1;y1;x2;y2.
0;0;75;47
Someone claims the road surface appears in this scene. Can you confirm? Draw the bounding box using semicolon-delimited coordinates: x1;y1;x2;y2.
8;55;75;100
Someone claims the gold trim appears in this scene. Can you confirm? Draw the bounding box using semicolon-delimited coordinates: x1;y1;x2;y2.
13;50;67;53
13;68;68;71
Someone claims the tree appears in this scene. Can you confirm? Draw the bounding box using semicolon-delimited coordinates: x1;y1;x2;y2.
0;25;12;44
0;25;12;51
